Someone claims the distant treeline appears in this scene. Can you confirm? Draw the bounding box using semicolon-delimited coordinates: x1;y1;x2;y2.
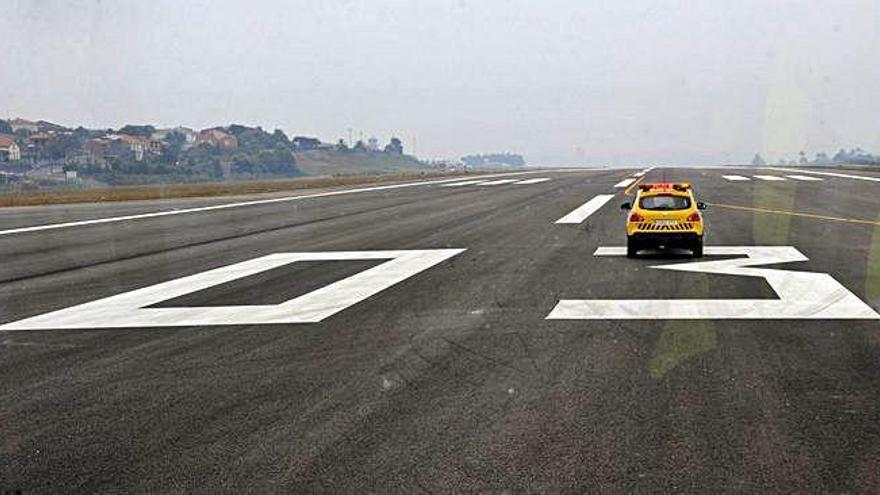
751;148;880;166
461;153;525;167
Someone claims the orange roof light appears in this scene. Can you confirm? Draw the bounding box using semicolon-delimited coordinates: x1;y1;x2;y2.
638;182;691;192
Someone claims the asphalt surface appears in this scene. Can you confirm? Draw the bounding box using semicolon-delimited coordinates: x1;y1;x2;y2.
1;167;880;492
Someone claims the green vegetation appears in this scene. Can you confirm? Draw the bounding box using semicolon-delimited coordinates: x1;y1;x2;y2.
0;118;429;188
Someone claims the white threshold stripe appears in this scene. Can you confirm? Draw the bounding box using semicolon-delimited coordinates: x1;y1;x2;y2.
440;180;487;187
0;172;537;237
722;175;750;181
555;194;616;224
478;179;520;186
753;175;786;181
514;177;550;185
786;175;823;181
766;167;880;183
614;178;636;188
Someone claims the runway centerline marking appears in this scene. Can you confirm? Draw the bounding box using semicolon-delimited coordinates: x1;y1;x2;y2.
786;175;823;181
555;194;616;224
0;249;465;330
754;175;786;181
0;172;541;237
722;175;750;181
514;178;551;185
478;179;520;186
614;178;637;188
440;180;487;187
547;246;879;320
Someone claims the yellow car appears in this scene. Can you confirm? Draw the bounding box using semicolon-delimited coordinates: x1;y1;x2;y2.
620;182;707;258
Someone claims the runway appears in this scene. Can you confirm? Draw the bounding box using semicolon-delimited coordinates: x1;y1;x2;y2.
2;166;879;491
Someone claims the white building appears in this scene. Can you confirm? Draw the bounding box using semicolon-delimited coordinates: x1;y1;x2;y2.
0;135;21;161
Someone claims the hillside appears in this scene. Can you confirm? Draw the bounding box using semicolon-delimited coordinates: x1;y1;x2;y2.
293;149;431;176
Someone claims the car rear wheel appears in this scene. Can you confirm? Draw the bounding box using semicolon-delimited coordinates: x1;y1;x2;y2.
627;238;639;258
692;237;703;258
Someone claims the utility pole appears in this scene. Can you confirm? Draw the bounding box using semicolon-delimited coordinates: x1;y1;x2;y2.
347;128;353;147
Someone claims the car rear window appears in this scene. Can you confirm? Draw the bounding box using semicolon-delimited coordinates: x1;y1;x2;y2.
639;195;691;210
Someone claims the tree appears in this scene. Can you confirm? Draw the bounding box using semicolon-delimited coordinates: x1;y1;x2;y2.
813;152;829;164
798;151;808;165
336;138;350;152
384;137;403;154
353;140;367;152
0;120;12;134
184;143;223;177
161;131;187;164
118;125;156;137
462;155;485;167
227;124;251;136
42;132;85;160
272;129;290;146
751;153;766;166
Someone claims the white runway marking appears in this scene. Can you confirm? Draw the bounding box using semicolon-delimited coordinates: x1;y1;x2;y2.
722;175;750;181
555;194;616;224
614;178;637;188
785;175;823;181
753;175;786;181
547;246;879;320
478;179;520;186
0;249;465;330
514;178;551;185
440;180;487;187
765;167;880;183
0;172;540;237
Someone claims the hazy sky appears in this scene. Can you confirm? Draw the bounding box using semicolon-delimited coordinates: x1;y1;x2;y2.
3;0;879;165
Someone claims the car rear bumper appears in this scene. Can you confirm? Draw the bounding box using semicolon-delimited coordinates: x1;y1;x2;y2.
628;232;701;247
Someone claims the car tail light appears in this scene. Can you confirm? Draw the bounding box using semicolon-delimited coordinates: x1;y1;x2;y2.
629;212;645;222
687;212;701;222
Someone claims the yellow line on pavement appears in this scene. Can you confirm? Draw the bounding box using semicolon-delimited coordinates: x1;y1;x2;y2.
708;202;880;227
624;176;645;196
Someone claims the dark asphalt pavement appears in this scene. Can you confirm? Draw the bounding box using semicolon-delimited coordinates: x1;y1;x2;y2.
2;167;880;492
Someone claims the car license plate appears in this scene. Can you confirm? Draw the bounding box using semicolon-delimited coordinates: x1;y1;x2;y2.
654;220;678;226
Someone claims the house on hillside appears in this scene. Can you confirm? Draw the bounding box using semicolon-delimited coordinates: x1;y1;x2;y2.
118;135;147;161
28;132;52;148
9;118;39;133
148;139;164;155
36;120;68;133
293;136;322;150
0;135;21;161
151;127;198;149
197;128;238;150
173;127;198;148
84;138;109;165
